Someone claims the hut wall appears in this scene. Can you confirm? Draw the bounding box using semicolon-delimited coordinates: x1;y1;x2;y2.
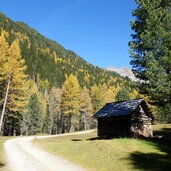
97;115;130;138
130;105;153;138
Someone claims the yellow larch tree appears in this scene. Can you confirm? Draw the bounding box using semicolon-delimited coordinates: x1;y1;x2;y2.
90;84;104;113
0;30;28;135
80;86;93;130
61;74;80;132
104;86;116;103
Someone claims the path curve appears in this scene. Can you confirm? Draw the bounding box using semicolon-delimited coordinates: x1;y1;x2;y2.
4;130;93;171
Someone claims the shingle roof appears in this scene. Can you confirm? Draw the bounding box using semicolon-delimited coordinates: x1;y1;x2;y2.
93;98;153;118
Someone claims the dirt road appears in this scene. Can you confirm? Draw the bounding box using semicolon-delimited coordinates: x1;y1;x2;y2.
4;131;93;171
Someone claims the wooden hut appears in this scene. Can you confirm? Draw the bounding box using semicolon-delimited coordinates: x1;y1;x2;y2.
93;98;154;138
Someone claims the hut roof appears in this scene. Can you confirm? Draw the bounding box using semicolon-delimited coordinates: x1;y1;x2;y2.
93;98;154;120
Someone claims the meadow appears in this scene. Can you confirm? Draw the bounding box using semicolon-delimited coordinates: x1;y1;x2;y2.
34;124;171;171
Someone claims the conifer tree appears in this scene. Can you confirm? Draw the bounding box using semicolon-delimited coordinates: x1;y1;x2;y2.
0;31;9;134
104;86;116;103
80;86;93;130
61;74;80;132
49;87;62;134
129;0;171;106
116;88;130;102
43;103;53;134
129;89;140;100
90;84;104;112
23;93;42;135
0;31;28;135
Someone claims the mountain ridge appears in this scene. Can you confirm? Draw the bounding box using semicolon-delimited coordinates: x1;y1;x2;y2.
106;66;137;81
0;12;131;89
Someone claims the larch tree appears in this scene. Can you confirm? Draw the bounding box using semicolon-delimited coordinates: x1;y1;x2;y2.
49;87;62;134
104;86;116;103
129;89;140;100
79;86;93;130
100;83;108;105
90;84;104;113
0;31;28;135
61;74;80;133
0;31;10;135
129;0;171;108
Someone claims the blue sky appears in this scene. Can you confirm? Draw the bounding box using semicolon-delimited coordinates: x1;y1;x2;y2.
0;0;136;68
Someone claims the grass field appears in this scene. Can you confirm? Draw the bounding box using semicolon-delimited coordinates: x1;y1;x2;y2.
153;124;171;136
0;137;11;171
34;124;171;171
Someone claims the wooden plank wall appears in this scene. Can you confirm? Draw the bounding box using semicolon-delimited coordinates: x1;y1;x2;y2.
130;105;153;137
97;116;130;137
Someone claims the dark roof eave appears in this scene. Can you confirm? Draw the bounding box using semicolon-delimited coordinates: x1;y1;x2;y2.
94;113;131;118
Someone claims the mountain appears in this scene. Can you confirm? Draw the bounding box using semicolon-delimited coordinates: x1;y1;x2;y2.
0;12;131;89
0;12;138;137
106;66;137;81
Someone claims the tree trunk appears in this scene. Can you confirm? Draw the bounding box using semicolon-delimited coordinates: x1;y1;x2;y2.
83;113;87;130
0;77;11;135
45;87;48;98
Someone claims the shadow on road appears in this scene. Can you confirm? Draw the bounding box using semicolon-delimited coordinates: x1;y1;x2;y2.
0;162;5;168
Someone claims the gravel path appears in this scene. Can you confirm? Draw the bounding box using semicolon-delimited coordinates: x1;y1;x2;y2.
4;130;93;171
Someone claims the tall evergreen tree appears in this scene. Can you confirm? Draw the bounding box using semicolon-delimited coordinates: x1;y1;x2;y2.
43;103;53;134
22;93;42;135
129;0;171;106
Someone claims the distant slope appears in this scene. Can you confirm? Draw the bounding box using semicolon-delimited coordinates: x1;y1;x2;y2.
0;12;129;88
107;66;137;81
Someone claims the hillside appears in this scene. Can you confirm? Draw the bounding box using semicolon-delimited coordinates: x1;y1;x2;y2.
0;12;138;136
0;12;128;88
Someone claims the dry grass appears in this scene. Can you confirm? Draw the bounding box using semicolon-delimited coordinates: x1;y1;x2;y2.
0;137;11;171
34;124;171;171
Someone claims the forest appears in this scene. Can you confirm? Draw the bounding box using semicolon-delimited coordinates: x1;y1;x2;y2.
0;1;170;171
0;0;170;137
0;13;138;136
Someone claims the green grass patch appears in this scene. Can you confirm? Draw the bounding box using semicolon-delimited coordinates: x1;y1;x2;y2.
153;124;171;136
34;124;171;171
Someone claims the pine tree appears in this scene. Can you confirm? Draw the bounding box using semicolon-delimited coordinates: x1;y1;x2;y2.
22;93;42;135
129;0;171;105
80;86;93;130
43;103;53;134
61;74;80;132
